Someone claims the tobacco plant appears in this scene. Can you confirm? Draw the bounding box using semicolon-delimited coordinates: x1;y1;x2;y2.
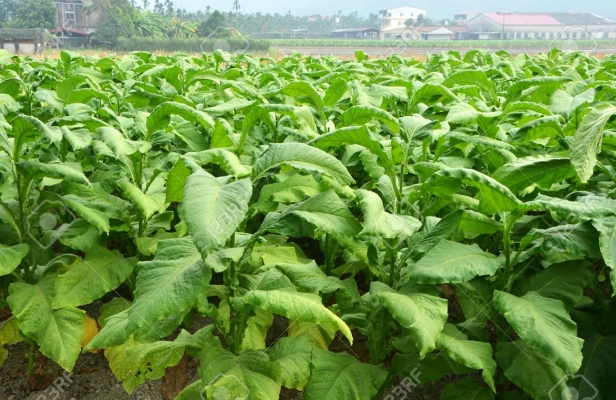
0;48;615;400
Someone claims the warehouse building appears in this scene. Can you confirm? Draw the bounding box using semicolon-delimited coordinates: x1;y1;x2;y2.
465;12;616;40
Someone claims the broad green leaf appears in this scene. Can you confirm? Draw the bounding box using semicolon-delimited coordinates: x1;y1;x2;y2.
274;261;343;294
282;81;324;112
492;156;575;193
570;104;616;183
7;278;85;371
106;327;218;394
338;105;400;133
303;349;387;400
165;156;191;203
268;333;318;390
261;190;361;243
406;240;500;284
288;321;334;350
371;282;448;357
512;261;592;309
98;126;149;157
0;93;21;114
496;340;570;400
529;194;616;219
443;70;497;103
34;89;64;114
493;291;583;374
550;88;594;117
211;118;235;148
53;247;135;309
0;244;29;276
592;217;616;294
253;143;354;186
323;78;348;107
571;328;616;399
199;347;280;400
205;97;255;113
355;189;421;240
440;378;494;400
239;308;273;353
16;162;90;186
146;101;214;135
184;148;252;178
436;324;496;391
182;169;252;255
87;237;209;349
423;168;521;214
253;173;328;214
118;179;165;220
241;290;353;343
530;222;601;259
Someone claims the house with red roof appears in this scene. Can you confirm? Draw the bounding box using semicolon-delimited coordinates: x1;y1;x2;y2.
465;12;616;40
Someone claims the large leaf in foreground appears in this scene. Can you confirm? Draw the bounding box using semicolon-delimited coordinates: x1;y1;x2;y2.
303;349;387;400
496;340;570;400
492;156;574;193
268;333;319;390
511;260;592;309
7;277;85;371
53;247;135;309
571;328;616;400
0;244;29;276
436;324;496;391
182;169;252;255
253;143;354;186
355;190;422;240
261;190;361;243
570;104;616;183
371;282;447;357
423;168;520;214
493;291;583;374
199;347;280;400
87;237;209;349
405;240;500;284
241;290;353;343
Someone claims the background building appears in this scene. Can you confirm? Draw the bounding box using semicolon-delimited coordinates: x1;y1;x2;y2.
465;12;616;40
379;6;427;29
53;0;98;33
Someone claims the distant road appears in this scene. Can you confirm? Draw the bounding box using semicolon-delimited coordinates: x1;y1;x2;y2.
272;46;616;56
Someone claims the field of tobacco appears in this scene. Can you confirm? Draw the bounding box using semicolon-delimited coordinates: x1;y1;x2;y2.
0;48;615;400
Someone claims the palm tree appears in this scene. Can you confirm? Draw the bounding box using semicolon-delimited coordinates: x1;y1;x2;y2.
205;5;211;15
142;0;149;10
233;0;240;12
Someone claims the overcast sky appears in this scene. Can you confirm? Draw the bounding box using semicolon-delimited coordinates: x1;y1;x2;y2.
174;0;616;21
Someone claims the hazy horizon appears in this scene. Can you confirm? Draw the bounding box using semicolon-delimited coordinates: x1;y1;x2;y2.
172;0;616;21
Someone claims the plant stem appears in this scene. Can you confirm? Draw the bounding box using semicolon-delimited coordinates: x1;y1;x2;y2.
503;212;519;292
26;339;36;378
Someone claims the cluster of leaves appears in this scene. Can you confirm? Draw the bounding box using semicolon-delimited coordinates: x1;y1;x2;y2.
0;0;57;30
0;47;615;400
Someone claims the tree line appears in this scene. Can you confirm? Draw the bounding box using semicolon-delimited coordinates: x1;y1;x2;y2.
0;0;384;45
